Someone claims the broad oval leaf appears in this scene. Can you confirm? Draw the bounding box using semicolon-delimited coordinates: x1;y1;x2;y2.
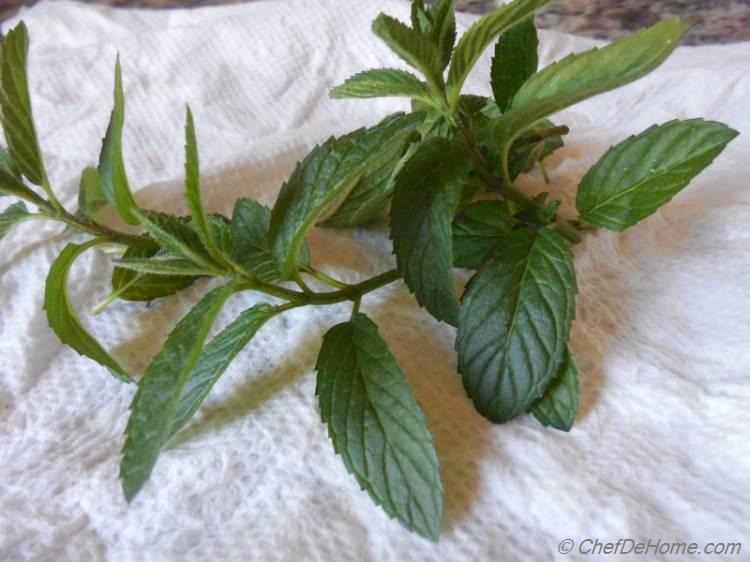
491;17;538;111
44;238;133;383
120;284;236;501
111;244;197;302
446;0;552;106
576;119;739;231
371;14;444;92
390;137;472;325
0;201;31;241
452;200;514;269
98;57;140;225
530;349;579;431
485;18;689;160
169;303;280;438
0;23;47;187
269;112;422;279
457;228;576;422
315;313;442;540
330;68;434;105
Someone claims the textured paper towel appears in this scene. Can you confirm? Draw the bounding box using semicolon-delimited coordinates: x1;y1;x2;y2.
0;0;749;560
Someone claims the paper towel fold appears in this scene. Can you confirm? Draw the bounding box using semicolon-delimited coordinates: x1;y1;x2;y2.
0;1;749;560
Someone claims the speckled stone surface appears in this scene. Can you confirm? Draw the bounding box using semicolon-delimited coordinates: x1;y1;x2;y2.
1;0;749;44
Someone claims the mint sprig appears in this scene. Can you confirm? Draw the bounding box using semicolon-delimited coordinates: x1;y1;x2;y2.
0;0;739;541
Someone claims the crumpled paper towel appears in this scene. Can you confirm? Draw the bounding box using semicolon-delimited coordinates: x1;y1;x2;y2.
0;0;749;560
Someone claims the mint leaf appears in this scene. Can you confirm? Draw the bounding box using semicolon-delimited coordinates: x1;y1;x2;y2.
486;19;689;159
98;57;139;225
576;119;738;231
428;0;457;70
111;243;197;302
231;198;308;283
0;146;39;202
530;350;579;431
183;106;221;257
115;255;219;276
0;23;47;187
452;200;514;269
372;14;444;93
44;238;132;383
77;166;108;220
446;0;552;106
331;69;435;105
390;137;471;325
169;303;280;438
269;112;422;279
316;313;442;540
410;0;430;35
323;131;420;229
491;17;538;111
457;228;576;422
0;201;30;241
133;209;221;272
120;284;236;501
506;119;565;180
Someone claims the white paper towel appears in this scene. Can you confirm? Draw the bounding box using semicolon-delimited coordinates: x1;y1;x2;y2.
1;1;749;560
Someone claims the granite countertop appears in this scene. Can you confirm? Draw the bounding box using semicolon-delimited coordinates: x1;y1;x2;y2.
1;0;749;45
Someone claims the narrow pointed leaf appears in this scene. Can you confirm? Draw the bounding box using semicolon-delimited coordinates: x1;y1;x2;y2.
446;0;552;105
429;0;457;70
331;69;434;104
372;14;444;92
486;18;689;159
316;313;442;540
457;228;576;422
491;17;538;111
390;137;471;325
530;350;579;431
44;238;132;383
269;112;422;279
115;255;218;276
98;57;139;224
111;244;198;302
133;209;221;272
169;303;280;438
0;23;47;186
410;0;430;35
0;201;30;241
184;106;219;256
452;200;514;269
576;119;738;231
120;284;236;501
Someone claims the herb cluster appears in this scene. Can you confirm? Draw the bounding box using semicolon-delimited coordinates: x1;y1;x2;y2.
0;0;737;540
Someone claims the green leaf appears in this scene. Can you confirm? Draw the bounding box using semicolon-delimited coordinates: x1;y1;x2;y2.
44;238;132;383
316;313;442;540
331;69;436;106
428;0;457;70
485;18;689;162
133;209;221;272
169;303;280;438
576;119;738;231
446;0;552;106
0;201;30;241
269;112;422;279
457;228;576;422
530;350;579;431
77;166;108;220
506;119;565;181
231;198;307;283
111;244;197;302
452;200;514;269
183;106;220;257
390;137;471;325
120;284;236;501
410;0;430;35
323;131;420;229
372;14;444;92
115;255;219;276
0;23;47;187
491;17;538;111
0;146;38;201
98;57;139;225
